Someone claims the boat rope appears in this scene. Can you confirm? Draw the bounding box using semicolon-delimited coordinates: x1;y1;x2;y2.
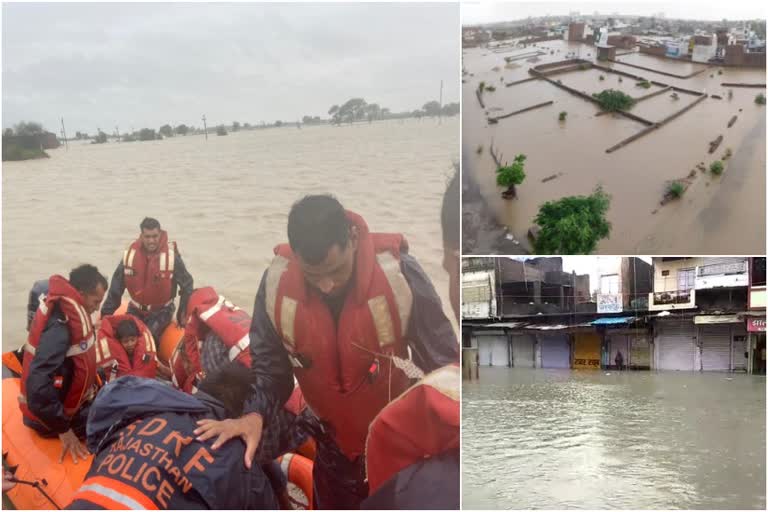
6;477;61;509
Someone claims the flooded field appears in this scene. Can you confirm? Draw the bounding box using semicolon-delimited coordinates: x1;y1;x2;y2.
463;40;766;254
463;367;766;509
2;119;458;348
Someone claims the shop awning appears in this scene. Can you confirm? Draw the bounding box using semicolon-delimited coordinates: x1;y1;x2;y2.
693;314;742;325
484;322;527;329
524;322;593;331
591;316;635;325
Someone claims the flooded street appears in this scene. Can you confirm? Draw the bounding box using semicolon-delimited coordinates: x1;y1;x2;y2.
463;40;766;254
2;119;458;348
463;368;766;510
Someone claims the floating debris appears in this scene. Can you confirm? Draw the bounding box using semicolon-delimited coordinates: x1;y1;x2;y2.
728;115;738;128
708;135;723;154
541;172;564;183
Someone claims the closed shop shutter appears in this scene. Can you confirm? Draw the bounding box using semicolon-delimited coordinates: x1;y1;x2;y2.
540;334;570;368
512;335;535;368
657;321;696;371
490;336;509;367
700;325;731;371
574;332;601;369
731;324;748;371
478;336;492;366
629;335;651;369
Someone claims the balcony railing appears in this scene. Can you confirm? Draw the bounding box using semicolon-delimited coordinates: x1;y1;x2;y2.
697;260;748;277
653;290;692;305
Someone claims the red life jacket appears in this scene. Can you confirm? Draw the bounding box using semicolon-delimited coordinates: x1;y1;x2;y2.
122;230;176;308
169;287;252;392
365;364;460;493
96;314;157;382
19;275;98;422
264;211;415;460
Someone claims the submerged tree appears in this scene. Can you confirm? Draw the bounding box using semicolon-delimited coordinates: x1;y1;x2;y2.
496;154;526;199
593;89;635;112
533;186;612;254
159;124;174;138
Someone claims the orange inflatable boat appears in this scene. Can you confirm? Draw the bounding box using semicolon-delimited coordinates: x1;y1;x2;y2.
2;307;313;509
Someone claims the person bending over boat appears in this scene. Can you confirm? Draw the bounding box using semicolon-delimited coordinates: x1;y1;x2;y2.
19;265;107;464
100;217;194;341
194;195;459;509
95;315;171;383
66;364;278;510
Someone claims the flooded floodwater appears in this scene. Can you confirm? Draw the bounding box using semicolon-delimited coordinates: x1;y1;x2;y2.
2;119;458;348
463;40;766;254
463;367;766;510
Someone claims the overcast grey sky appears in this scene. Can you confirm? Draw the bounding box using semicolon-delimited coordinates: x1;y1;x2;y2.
463;1;767;25
2;2;459;134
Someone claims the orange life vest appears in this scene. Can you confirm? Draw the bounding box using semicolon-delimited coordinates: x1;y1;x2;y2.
264;211;415;460
96;314;157;382
20;275;98;422
365;364;460;493
122;230;176;308
170;287;252;392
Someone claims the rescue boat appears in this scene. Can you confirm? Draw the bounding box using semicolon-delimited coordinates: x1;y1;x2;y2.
2;302;314;510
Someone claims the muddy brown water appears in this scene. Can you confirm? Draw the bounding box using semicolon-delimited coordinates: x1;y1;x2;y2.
463;40;766;254
463;367;766;509
2;120;458;349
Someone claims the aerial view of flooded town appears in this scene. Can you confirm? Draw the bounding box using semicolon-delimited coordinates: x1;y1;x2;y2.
462;255;766;509
462;4;766;255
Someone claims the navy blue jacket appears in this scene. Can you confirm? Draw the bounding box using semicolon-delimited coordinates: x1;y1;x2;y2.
67;377;277;510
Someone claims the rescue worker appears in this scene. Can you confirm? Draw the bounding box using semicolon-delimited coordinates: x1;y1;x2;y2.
101;217;194;341
95;315;171;383
195;195;459;509
170;286;304;509
66;363;278;510
19;264;108;464
363;170;461;509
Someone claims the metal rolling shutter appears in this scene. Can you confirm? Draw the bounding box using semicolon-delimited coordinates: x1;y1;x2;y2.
512;335;535;368
629;335;651;368
490;336;509;367
574;333;601;369
540;334;570;368
477;336;494;366
731;325;748;371
700;325;731;371
657;321;696;371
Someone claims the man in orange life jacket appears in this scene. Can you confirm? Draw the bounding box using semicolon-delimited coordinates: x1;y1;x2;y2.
19;264;108;464
362;170;461;509
195;195;460;509
66;363;278;510
101;217;194;341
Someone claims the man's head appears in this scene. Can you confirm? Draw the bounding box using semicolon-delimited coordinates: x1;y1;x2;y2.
116;319;140;358
287;195;358;297
196;362;254;418
441;169;460;323
139;217;162;253
69;264;108;314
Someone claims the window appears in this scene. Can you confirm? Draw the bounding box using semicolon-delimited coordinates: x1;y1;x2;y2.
600;274;619;295
677;268;695;291
752;258;766;286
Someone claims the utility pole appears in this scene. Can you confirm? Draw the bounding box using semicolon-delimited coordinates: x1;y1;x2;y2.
115;125;120;142
439;79;443;125
202;115;208;140
60;117;68;150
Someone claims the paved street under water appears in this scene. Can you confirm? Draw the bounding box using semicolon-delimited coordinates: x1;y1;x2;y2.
463;368;766;509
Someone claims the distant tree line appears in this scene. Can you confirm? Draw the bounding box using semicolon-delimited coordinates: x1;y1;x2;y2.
327;98;459;125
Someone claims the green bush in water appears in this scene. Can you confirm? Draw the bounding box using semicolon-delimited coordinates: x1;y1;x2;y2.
636;80;651;89
558;111;567;121
756;93;766;105
496;154;526;187
667;181;684;198
533;186;612;254
486;85;496;92
710;160;724;175
593;89;636;111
